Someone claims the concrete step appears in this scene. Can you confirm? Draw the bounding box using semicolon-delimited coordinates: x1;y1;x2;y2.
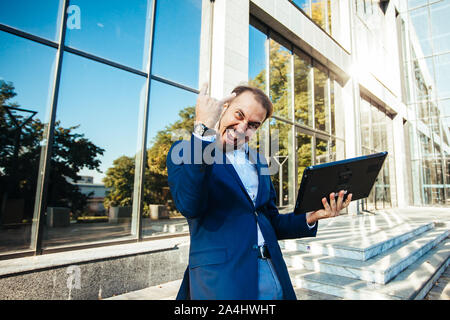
294;287;343;300
289;238;450;300
280;221;433;261
284;227;449;284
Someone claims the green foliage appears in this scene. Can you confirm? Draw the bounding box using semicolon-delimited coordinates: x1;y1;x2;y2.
0;80;104;219
103;106;195;215
103;156;135;208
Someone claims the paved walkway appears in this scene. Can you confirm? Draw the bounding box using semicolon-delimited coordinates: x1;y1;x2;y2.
106;280;180;300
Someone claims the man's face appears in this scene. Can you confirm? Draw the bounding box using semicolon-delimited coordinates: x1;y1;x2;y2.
217;91;267;150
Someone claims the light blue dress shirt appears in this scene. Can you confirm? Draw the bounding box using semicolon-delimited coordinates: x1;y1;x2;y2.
193;133;315;246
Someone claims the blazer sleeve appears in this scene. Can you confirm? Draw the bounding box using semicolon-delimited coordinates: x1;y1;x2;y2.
264;179;318;240
166;134;215;219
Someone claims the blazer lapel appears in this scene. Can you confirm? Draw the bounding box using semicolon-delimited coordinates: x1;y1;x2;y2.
218;148;255;207
248;148;264;208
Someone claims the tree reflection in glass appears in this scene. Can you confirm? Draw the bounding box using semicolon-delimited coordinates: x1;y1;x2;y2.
314;64;329;132
269;39;292;121
294;53;312;127
297;131;312;189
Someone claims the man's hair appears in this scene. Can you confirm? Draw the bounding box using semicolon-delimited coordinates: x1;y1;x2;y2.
230;85;273;121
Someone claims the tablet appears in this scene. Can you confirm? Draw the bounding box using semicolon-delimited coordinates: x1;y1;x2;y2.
294;151;388;215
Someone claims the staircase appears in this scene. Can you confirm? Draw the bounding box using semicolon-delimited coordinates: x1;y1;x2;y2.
280;212;450;300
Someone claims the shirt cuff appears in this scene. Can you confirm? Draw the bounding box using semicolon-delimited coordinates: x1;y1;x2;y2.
306;212;316;229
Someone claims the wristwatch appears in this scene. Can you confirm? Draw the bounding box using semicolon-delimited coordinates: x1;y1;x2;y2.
193;123;212;137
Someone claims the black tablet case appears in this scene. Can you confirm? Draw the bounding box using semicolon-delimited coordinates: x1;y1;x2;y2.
294;152;388;214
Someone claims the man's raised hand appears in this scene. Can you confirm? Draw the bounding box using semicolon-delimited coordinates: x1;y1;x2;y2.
195;82;236;129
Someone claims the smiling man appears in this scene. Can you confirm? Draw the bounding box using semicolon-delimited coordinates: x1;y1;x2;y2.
166;82;352;300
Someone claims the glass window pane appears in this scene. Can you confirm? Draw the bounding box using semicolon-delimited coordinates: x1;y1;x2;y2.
408;0;428;10
65;0;151;71
151;0;202;89
270;119;295;208
315;137;329;164
142;80;197;237
269;39;292;120
311;0;326;30
371;106;382;151
430;1;450;55
330;76;335;136
313;64;329;132
327;0;332;35
249;24;267;93
0;32;56;254
362;146;375;210
42;53;146;249
408;7;432;58
446;156;450;205
434;53;450;99
374;169;385;209
330;138;345;162
294;52;313;127
292;0;311;15
296;130;312;187
0;0;62;41
380;112;387;152
330;138;336;161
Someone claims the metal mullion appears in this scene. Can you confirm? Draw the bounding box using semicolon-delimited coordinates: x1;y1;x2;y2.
264;29;271;162
311;61;315;132
0;23;59;49
312;134;316;165
133;0;158;240
271;114;333;139
64;46;148;78
30;0;70;255
326;72;332;161
290;49;295;122
289;47;296;206
150;75;199;94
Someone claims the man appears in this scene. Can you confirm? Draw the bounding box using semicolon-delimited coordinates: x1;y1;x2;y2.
166;82;352;300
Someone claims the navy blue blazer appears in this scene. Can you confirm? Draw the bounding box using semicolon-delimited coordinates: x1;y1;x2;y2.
166;134;318;300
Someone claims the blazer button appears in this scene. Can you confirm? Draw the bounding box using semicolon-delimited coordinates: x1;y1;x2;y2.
252;244;258;250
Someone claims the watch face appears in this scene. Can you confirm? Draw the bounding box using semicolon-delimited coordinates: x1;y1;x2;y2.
194;123;206;136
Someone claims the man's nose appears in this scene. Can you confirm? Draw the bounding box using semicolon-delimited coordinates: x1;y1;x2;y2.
235;122;247;136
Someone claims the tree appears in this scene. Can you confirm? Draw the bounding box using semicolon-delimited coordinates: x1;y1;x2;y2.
0;80;104;221
103;106;195;216
103;156;135;208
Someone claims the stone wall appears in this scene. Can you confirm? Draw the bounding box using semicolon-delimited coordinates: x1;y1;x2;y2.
0;237;190;300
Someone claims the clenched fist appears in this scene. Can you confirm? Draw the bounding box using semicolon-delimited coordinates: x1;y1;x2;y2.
195;82;236;129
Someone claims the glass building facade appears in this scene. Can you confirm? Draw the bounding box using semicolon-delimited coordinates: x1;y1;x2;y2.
248;19;346;210
0;0;201;256
0;0;449;260
400;0;450;206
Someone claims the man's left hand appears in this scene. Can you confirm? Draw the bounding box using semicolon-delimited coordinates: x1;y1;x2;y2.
306;190;352;225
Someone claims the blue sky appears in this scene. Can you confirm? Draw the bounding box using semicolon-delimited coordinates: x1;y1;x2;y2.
249;24;267;83
0;0;201;183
